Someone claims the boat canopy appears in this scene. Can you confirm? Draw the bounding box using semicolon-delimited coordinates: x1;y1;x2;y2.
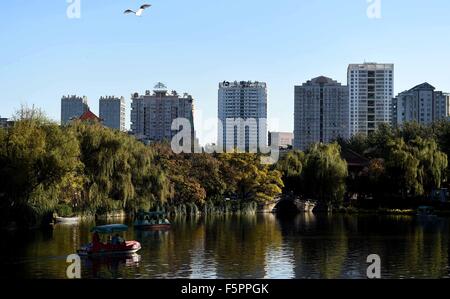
137;211;166;217
418;206;434;211
91;224;129;234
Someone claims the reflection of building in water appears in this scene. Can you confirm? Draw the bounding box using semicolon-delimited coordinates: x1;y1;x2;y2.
264;245;295;279
212;215;275;278
189;228;218;279
290;215;348;279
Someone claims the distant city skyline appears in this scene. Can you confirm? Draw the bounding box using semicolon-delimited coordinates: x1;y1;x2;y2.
1;1;450;144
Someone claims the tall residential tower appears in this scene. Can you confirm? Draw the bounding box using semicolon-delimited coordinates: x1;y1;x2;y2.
99;96;126;131
294;76;349;150
61;95;89;125
131;83;195;143
218;81;268;152
348;63;394;136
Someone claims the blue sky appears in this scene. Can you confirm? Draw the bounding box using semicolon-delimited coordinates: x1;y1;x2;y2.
1;0;450;144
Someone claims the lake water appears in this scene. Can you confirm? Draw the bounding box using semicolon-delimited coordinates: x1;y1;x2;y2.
1;213;450;279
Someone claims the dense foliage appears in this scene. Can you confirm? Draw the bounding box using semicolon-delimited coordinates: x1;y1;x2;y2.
1;106;449;227
277;143;348;205
338;122;449;205
277;122;449;208
0;109;284;227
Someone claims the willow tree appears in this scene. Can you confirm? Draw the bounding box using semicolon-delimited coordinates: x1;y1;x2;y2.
301;143;348;204
276;150;304;194
0;110;82;226
128;144;171;211
385;137;447;198
433;120;450;187
71;122;170;213
338;133;369;157
398;122;434;143
410;137;447;195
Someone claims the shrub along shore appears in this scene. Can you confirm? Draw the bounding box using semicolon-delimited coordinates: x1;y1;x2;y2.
1;108;449;229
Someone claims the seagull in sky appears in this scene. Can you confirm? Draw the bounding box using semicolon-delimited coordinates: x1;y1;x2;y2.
124;4;152;16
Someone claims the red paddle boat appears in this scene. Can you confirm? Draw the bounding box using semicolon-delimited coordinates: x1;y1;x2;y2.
77;224;141;256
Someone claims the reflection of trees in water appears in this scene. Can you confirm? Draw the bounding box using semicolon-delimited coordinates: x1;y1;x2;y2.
399;218;448;278
23;224;85;279
140;214;284;278
281;214;450;279
361;216;450;279
4;214;450;279
282;214;349;279
135;216;210;278
84;254;141;279
202;214;283;278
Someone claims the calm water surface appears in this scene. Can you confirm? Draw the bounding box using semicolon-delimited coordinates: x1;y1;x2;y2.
1;213;450;279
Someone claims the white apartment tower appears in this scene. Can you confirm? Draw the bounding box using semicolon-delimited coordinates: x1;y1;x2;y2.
218;81;268;152
348;63;394;136
294;76;349;150
99;96;126;131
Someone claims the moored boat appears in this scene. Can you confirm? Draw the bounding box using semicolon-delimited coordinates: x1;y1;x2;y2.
55;216;80;224
77;224;141;256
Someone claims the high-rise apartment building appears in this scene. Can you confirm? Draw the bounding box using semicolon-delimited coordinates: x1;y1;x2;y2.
348;63;394;136
99;96;126;131
131;83;195;143
294;76;349;150
61;95;89;125
218;81;268;152
392;83;449;126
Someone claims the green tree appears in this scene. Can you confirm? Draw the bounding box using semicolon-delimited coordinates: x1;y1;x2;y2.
338;133;368;156
384;137;447;198
0;108;82;226
276;150;304;194
219;153;283;203
301;143;348;204
71;122;170;213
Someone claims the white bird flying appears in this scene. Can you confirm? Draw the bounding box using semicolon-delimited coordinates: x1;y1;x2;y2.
124;4;152;16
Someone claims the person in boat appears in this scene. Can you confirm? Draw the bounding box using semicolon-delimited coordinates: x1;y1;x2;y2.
112;234;119;245
92;231;102;251
150;217;157;225
163;218;170;224
92;231;100;245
